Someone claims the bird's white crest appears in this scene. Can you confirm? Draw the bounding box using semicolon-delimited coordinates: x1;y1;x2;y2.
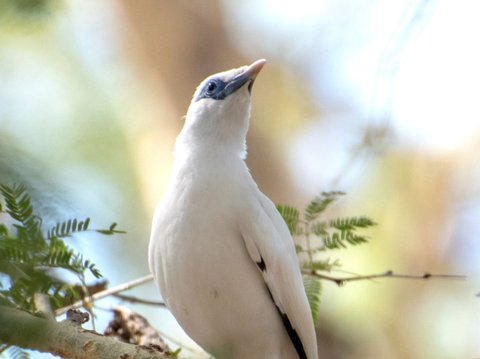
149;59;318;359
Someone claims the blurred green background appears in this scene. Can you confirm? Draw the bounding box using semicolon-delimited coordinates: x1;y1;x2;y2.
1;0;479;358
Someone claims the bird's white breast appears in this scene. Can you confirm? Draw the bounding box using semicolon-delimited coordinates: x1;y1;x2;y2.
149;156;293;358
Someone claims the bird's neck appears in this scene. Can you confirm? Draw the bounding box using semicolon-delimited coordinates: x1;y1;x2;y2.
172;134;248;182
174;145;247;173
174;130;247;164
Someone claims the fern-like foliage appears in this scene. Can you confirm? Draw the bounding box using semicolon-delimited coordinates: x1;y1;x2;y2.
278;193;376;254
303;275;322;326
276;205;300;235
277;191;376;324
330;216;376;230
318;217;376;250
309;258;341;272
304;191;345;221
47;217;90;238
0;184;41;244
0;184;124;313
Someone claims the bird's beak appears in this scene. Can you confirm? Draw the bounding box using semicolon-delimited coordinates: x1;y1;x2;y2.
223;59;266;97
243;59;266;82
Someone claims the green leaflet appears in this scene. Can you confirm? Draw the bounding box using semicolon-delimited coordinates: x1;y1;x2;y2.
303;275;322;326
304;191;345;221
276;204;300;234
276;191;377;326
0;184;123;313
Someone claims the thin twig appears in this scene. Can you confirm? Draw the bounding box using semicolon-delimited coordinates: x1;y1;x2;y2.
55;274;154;316
303;270;466;286
113;293;166;307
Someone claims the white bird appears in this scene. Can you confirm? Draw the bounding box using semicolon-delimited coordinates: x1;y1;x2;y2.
149;59;318;359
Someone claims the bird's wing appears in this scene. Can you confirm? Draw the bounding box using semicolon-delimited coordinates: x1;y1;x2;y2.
240;191;318;359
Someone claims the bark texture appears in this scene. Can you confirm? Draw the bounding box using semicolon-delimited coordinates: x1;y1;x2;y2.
0;306;169;359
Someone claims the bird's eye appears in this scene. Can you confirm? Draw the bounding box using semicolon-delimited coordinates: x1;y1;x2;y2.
195;78;226;101
206;81;217;95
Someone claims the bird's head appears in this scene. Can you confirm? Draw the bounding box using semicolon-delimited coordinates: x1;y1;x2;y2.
176;59;266;159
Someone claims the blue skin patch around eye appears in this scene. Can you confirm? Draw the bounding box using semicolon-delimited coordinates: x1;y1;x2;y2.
195;78;228;102
195;74;252;102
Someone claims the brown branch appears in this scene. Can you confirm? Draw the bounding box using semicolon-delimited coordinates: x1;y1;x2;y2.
303;270;466;286
56;274;154;316
0;306;170;359
113;293;166;307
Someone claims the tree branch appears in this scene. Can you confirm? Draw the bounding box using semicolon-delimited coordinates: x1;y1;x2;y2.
56;274;154;316
0;305;170;359
113;293;165;307
303;270;466;286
